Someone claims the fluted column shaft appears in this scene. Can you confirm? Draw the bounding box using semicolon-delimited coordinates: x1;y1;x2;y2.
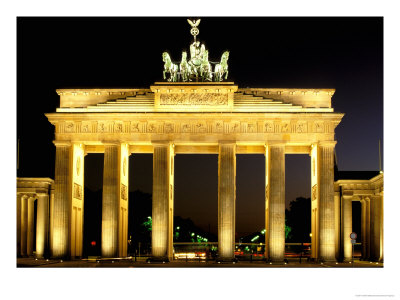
267;145;285;262
370;195;383;261
319;143;336;261
218;143;236;261
17;194;22;257
365;198;371;259
361;199;367;260
27;196;35;256
36;194;49;258
102;144;119;257
20;195;28;257
51;144;71;258
152;143;174;260
342;195;352;261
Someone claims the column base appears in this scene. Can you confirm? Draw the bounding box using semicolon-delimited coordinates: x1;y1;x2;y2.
146;256;169;264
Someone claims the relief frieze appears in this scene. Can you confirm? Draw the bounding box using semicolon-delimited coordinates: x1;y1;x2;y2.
264;122;274;133
214;121;224;133
131;122;141;133
73;183;83;200
160;93;228;105
114;122;123;133
281;122;291;133
230;122;240;133
56;120;332;135
296;122;307;133
315;122;324;133
121;184;128;201
312;184;318;201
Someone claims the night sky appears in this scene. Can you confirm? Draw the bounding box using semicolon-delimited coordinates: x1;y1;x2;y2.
17;17;383;236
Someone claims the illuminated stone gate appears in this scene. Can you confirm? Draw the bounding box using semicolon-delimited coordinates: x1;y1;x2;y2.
37;18;383;263
44;83;347;262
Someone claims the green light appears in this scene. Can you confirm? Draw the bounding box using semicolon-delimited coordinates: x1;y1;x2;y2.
191;233;195;237
251;235;259;242
204;238;208;242
176;226;180;230
261;229;266;235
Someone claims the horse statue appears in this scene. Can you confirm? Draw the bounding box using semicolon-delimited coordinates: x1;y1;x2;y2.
214;51;229;81
200;50;212;81
162;52;178;82
180;51;190;82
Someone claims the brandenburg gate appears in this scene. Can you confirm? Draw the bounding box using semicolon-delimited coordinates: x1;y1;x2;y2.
30;19;383;263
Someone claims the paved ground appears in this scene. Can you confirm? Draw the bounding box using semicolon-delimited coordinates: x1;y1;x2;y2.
17;257;383;268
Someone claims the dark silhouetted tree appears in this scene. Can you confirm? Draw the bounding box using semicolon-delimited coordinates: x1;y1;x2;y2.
285;197;311;243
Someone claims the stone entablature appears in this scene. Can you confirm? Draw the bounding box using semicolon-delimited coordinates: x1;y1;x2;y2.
17;177;54;195
335;173;384;198
55;83;335;113
47;112;342;147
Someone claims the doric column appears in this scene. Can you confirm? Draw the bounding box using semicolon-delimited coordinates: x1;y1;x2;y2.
17;194;22;257
342;195;352;261
51;142;71;258
36;193;49;258
334;189;341;260
365;198;371;259
70;143;85;258
370;195;383;261
20;194;28;257
318;142;336;261
310;144;319;260
266;144;285;262
101;142;129;258
102;143;119;258
118;143;129;258
360;199;367;260
27;196;35;256
218;143;236;261
152;142;174;261
49;188;55;258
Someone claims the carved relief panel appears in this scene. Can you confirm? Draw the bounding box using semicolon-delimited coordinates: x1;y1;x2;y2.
73;183;83;200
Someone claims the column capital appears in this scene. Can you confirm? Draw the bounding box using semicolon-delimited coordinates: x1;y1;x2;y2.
266;142;286;147
53;140;71;147
152;140;172;146
218;140;236;145
71;142;85;148
101;141;120;146
318;141;337;148
36;193;49;198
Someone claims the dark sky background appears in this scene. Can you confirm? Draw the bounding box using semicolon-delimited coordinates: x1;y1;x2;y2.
17;17;383;236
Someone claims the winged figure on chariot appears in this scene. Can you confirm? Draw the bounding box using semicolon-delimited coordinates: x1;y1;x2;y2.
162;18;229;82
